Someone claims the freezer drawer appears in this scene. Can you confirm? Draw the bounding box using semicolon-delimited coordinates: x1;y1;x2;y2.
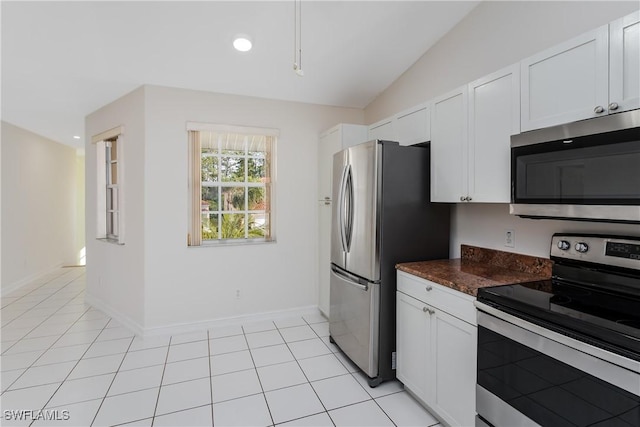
329;265;380;378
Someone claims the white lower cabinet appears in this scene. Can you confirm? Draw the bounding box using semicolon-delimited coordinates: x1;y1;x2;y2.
396;291;430;399
431;307;477;427
396;271;477;427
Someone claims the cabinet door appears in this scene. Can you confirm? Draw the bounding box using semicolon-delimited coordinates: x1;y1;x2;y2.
318;128;341;201
396;291;430;401
318;201;332;316
521;25;609;131
430;86;468;203
610;11;640;113
431;309;477;427
468;64;519;203
395;103;430;146
368;119;395;141
340;124;368;149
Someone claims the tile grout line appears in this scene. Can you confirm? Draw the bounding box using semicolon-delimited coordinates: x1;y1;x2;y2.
241;322;276;426
301;316;340;426
272;317;336;426
88;318;137;427
149;336;173;426
302;315;409;425
207;330;215;427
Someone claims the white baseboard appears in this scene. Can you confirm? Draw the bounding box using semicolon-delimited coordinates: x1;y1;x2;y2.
84;293;145;337
1;264;63;297
143;305;324;338
83;294;325;339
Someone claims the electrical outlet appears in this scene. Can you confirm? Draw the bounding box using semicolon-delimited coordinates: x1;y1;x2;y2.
504;229;515;248
235;290;241;300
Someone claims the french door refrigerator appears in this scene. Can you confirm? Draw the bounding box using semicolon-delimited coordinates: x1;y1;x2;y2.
329;139;449;387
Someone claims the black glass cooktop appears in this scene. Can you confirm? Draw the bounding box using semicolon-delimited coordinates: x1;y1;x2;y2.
478;277;640;362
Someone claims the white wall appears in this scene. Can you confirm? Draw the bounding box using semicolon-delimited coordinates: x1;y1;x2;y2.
142;85;364;331
364;1;640;258
1;122;79;292
450;204;636;258
86;84;364;332
85;87;146;329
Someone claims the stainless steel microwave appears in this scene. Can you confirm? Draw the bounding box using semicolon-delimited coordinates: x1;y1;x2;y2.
510;109;640;223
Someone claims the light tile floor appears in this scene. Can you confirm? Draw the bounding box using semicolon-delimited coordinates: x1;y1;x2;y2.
1;268;441;427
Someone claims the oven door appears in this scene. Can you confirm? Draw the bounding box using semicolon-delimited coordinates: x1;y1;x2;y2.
509;109;640;223
476;303;640;427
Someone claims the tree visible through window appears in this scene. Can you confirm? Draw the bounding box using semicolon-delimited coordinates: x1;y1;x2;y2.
188;127;275;245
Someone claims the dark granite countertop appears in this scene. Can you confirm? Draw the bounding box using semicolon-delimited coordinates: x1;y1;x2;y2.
396;245;553;297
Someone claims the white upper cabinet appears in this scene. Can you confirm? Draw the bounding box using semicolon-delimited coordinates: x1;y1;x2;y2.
340;123;370;150
368;103;431;146
367;118;395;141
521;10;640;132
394;103;431;146
430;66;519;204
521;25;609;131
610;11;640;113
318;124;367;201
430;86;468;203
318;127;342;202
468;64;520;203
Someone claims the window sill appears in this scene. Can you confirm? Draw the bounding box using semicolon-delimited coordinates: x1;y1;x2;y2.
97;238;124;246
189;239;276;248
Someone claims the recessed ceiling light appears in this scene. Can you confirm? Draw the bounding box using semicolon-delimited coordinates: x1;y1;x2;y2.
73;135;81;139
233;35;252;52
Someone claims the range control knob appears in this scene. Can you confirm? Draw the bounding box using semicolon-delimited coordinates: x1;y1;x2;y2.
575;242;589;253
557;240;571;250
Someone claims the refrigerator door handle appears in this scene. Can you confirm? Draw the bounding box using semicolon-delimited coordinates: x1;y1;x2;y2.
344;165;354;252
337;164;349;253
331;266;368;292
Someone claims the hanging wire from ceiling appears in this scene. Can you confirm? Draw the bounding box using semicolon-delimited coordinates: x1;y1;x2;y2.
293;0;304;77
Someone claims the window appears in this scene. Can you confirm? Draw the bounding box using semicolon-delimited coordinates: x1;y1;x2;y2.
187;123;277;245
93;126;124;244
105;138;119;239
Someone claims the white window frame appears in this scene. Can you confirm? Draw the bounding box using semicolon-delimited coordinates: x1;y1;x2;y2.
187;122;278;246
93;126;125;244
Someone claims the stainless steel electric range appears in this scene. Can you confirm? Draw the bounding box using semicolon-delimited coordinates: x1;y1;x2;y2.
475;233;640;427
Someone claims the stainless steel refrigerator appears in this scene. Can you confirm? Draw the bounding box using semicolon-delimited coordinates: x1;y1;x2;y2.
329;139;450;387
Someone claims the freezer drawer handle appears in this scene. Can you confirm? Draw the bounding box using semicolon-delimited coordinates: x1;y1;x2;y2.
331;266;369;292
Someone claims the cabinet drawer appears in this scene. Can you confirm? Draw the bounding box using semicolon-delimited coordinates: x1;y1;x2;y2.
397;271;476;325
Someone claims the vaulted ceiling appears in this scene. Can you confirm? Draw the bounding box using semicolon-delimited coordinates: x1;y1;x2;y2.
2;1;479;148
